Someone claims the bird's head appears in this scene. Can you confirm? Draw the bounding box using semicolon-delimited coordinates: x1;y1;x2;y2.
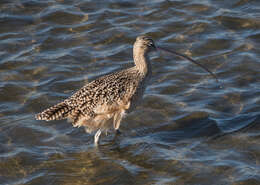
134;35;156;53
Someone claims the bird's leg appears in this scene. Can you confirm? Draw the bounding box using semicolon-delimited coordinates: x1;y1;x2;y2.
94;129;102;145
113;110;124;132
113;117;122;135
112;112;124;141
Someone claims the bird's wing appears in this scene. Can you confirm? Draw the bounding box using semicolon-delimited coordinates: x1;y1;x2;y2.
64;68;141;117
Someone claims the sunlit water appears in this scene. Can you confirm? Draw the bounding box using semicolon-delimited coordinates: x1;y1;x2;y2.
0;0;260;184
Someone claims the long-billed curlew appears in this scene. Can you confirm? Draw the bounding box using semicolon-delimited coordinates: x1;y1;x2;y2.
35;35;218;145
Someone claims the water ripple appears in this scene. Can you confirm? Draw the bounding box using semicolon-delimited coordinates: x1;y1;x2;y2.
0;0;260;184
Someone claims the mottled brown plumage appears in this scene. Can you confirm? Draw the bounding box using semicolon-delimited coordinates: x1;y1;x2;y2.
36;35;156;144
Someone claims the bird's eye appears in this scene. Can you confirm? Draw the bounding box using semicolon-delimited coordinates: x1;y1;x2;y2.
148;42;155;48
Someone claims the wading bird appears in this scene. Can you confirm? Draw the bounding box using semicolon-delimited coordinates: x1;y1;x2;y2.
36;35;218;145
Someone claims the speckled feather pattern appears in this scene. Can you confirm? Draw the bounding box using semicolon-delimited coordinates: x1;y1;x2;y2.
36;35;155;139
35;67;145;131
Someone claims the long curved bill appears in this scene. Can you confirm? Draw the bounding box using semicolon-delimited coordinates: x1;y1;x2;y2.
157;46;219;83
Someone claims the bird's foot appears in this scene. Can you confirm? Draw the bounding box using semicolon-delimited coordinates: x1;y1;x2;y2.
116;129;122;135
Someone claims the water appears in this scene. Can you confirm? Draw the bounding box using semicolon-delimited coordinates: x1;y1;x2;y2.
0;0;260;184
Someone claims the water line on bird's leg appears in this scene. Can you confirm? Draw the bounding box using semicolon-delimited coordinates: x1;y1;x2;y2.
157;46;220;84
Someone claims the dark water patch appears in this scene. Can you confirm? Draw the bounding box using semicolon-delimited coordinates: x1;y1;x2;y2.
0;15;36;33
40;7;87;25
214;15;260;30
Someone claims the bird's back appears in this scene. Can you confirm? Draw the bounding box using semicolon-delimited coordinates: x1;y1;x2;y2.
66;67;145;113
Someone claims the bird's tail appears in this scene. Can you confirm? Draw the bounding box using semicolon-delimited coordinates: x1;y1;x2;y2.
35;102;72;121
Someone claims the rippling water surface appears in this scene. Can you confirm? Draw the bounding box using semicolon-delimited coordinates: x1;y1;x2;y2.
1;0;260;184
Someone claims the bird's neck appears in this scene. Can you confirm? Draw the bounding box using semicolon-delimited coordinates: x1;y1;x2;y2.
133;50;152;75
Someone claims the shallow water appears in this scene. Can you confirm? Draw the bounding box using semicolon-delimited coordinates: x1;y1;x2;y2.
0;0;260;184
